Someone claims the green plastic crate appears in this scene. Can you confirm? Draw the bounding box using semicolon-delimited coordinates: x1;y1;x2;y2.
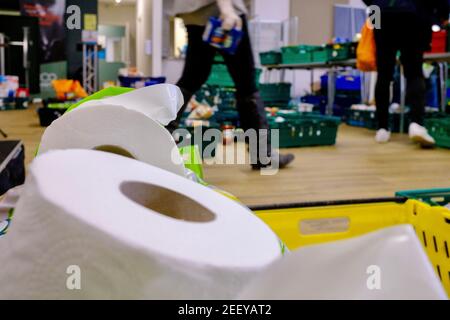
329;43;356;61
425;116;450;149
346;109;377;130
260;51;282;65
260;83;291;103
312;43;356;63
268;113;341;148
281;45;319;64
312;46;330;63
396;188;450;207
346;109;412;133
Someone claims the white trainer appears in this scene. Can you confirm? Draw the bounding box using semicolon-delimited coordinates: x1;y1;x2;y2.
375;129;391;143
409;122;435;147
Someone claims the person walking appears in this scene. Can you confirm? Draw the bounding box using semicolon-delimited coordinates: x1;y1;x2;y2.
165;0;295;169
363;0;449;146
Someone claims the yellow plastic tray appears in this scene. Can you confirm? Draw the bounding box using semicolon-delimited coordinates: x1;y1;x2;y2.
253;198;450;296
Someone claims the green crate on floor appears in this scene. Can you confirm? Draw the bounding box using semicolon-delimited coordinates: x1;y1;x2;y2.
346;109;413;133
346;109;377;130
260;83;291;103
260;51;282;65
425;116;450;149
396;188;450;207
281;45;319;64
268;113;341;148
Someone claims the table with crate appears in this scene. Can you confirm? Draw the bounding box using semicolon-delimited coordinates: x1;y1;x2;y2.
258;43;450;149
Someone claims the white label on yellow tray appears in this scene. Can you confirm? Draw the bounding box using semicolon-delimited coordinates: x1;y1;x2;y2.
299;217;350;235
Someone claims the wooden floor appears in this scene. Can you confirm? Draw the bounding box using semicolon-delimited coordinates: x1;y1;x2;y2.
2;108;450;207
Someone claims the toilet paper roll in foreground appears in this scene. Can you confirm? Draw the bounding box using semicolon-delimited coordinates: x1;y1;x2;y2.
0;150;281;300
39;84;186;176
238;225;447;300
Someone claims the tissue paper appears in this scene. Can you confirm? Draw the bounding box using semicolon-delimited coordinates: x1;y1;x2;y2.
239;225;447;300
0;149;281;300
39;84;186;176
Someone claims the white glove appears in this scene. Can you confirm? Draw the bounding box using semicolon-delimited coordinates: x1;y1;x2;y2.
217;0;242;31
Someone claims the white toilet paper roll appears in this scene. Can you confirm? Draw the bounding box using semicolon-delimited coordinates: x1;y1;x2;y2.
39;84;186;176
239;225;447;300
0;149;281;300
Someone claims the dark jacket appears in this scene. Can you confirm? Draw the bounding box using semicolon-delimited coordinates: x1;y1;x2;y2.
363;0;449;21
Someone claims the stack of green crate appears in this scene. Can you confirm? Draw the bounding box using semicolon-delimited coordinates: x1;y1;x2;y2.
193;85;239;126
268;112;341;148
281;45;320;64
281;43;356;65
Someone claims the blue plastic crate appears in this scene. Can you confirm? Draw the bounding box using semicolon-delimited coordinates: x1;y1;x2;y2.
321;74;361;91
301;95;327;108
119;76;166;88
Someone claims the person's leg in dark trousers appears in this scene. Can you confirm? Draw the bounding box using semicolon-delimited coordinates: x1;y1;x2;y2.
399;14;428;127
167;25;216;132
374;24;398;130
400;48;426;125
220;16;294;168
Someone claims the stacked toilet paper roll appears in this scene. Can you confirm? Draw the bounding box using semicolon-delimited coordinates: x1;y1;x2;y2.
0;149;281;300
39;84;186;176
239;225;447;300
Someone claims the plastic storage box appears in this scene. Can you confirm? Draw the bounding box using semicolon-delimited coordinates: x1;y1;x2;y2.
321;74;361;92
425;116;450;149
281;45;319;64
312;45;329;63
312;43;356;63
259;83;291;103
346;109;377;130
268;113;340;148
118;76;166;88
396;188;450;207
260;51;282;65
329;42;357;61
346;109;411;133
253;197;450;296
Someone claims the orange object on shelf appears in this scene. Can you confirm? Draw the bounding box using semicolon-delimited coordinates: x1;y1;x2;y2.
52;80;88;101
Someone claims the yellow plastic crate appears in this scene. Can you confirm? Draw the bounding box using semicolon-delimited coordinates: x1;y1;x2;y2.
253;198;450;296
